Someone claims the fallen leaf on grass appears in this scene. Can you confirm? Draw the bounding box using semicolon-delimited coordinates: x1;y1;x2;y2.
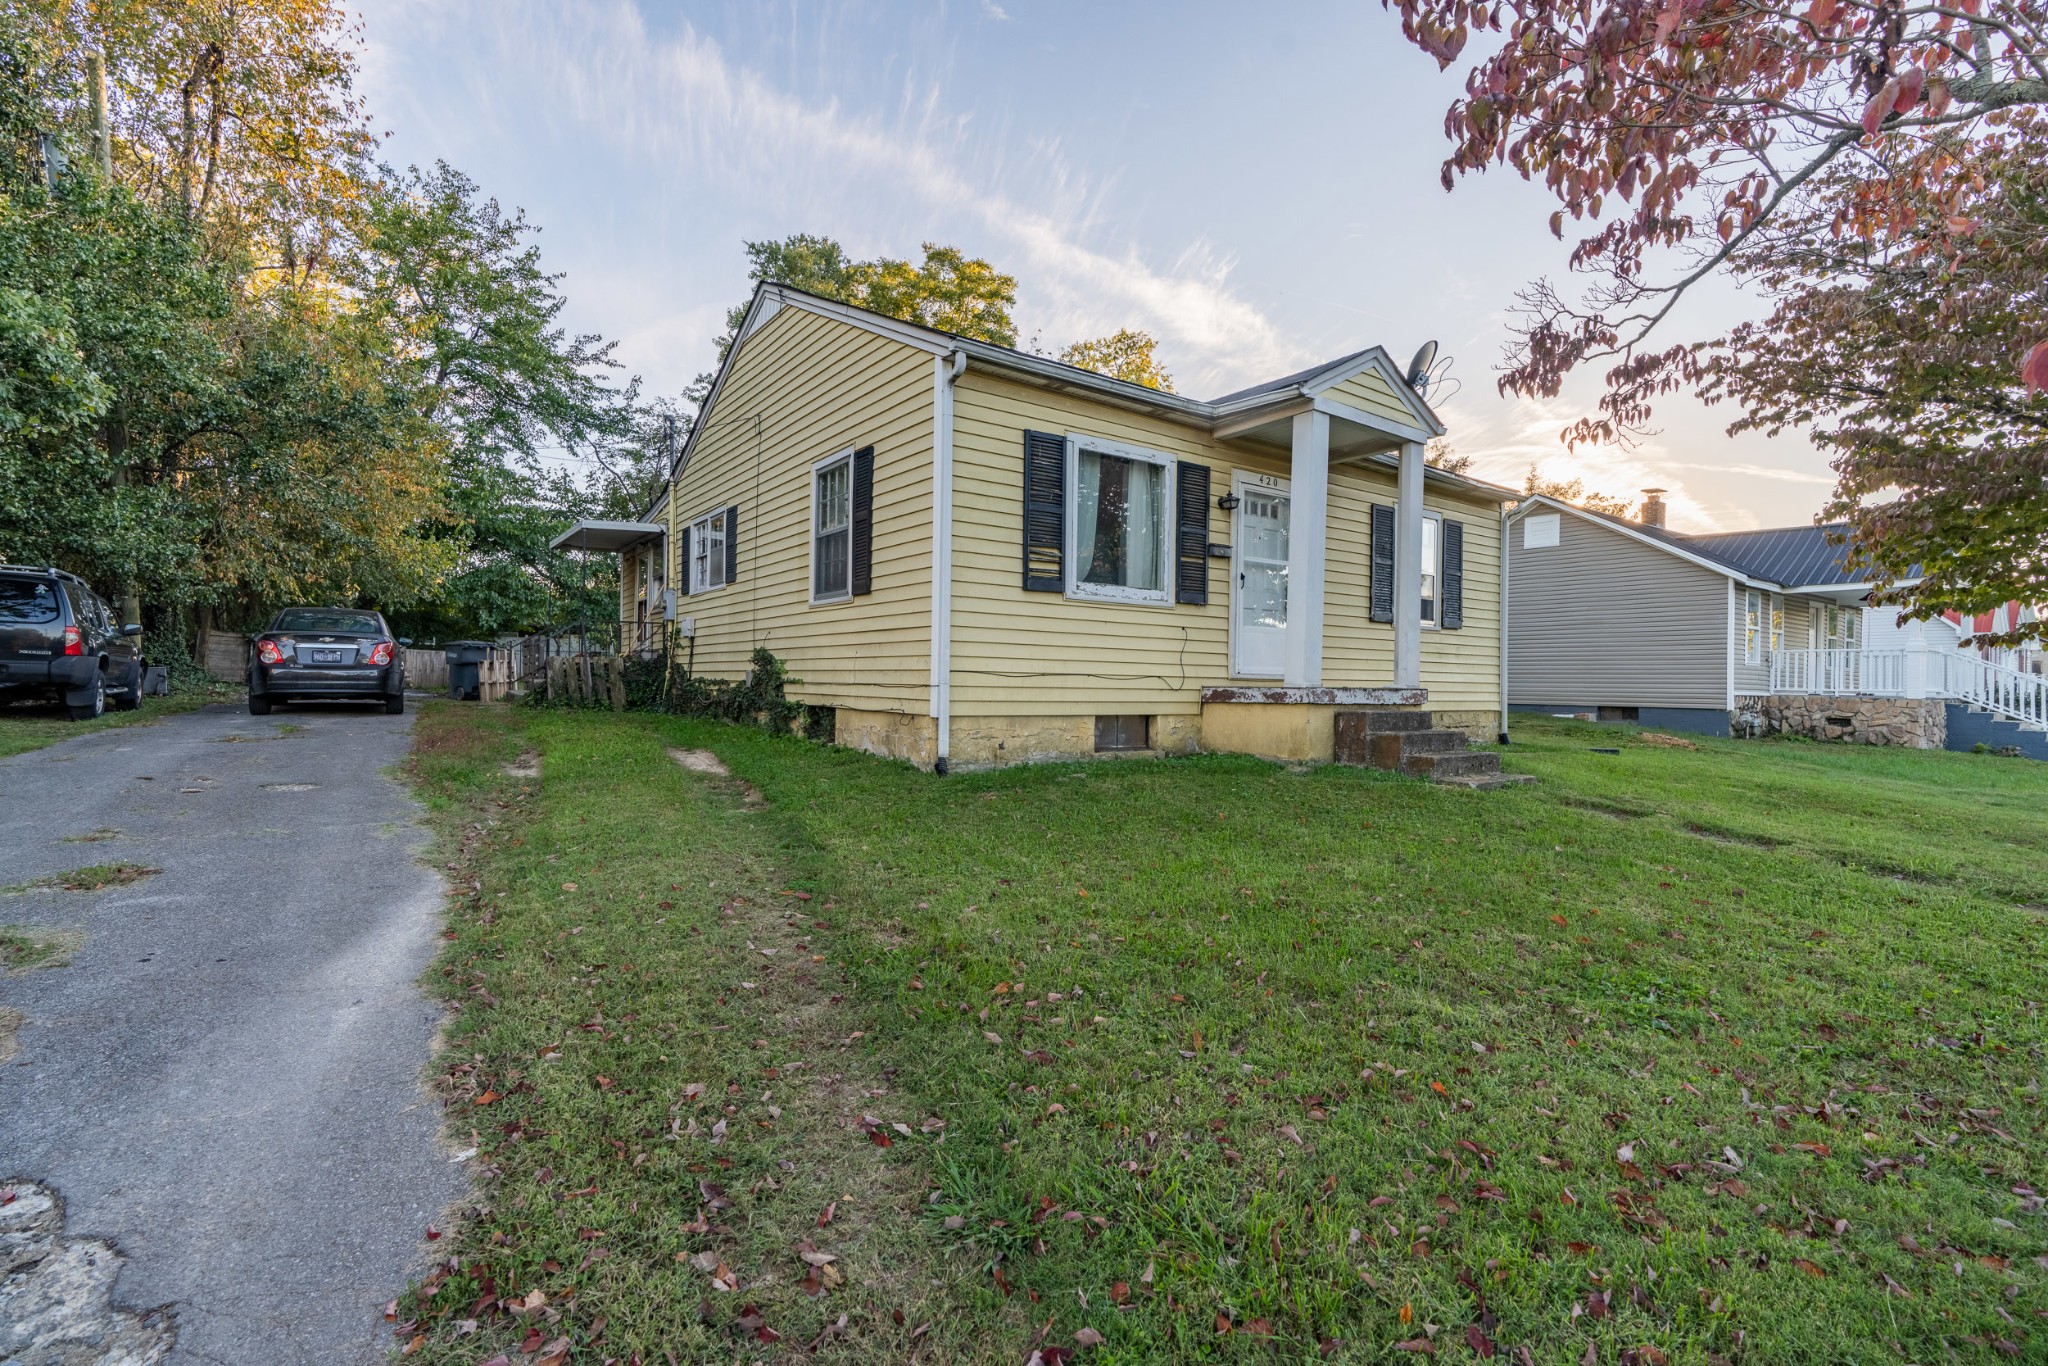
1394;1339;1436;1354
1074;1327;1104;1348
1110;1282;1130;1305
818;1201;836;1227
534;1338;571;1366
1794;1258;1826;1277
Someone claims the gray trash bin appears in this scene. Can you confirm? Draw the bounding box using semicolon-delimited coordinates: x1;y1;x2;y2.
444;641;493;701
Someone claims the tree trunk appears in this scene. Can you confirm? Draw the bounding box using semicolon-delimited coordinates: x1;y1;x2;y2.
177;43;222;219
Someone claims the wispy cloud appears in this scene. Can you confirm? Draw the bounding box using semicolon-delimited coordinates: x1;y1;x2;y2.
368;2;1300;392
980;0;1011;19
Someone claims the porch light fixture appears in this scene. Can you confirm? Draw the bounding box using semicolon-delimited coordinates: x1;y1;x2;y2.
1216;491;1241;512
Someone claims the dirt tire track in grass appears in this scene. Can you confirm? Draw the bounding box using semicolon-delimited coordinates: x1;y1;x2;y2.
392;704;954;1364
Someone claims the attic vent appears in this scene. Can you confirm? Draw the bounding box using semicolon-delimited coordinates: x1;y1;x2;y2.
1522;514;1560;549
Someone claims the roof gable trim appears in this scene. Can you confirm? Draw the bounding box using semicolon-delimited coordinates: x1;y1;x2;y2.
1298;348;1446;437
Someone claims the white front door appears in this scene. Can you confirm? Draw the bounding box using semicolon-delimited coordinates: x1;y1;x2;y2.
1232;476;1290;678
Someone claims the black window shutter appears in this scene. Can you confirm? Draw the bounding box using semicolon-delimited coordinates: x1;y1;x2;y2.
1440;518;1464;629
1021;430;1065;592
724;505;739;585
850;445;875;596
677;526;691;596
1369;503;1396;623
1175;461;1210;605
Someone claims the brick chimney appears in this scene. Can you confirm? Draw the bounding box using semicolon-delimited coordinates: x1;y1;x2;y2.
1639;488;1668;529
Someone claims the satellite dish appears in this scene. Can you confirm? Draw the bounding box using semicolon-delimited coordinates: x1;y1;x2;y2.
1405;341;1439;394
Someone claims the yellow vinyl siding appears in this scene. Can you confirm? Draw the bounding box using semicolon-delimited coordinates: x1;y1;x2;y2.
948;372;1501;717
668;306;934;712
951;373;1243;718
1322;463;1502;710
1319;367;1422;429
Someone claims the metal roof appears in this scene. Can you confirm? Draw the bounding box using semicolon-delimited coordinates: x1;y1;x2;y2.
1546;506;1903;589
1683;524;1873;586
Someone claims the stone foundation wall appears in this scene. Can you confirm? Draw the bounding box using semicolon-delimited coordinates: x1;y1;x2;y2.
1737;694;1945;748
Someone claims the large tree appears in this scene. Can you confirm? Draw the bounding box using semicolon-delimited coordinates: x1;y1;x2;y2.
1384;0;2048;637
1706;116;2048;641
359;163;644;638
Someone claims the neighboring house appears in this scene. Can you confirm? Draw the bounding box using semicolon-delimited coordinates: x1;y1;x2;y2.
1505;493;2048;756
555;282;1519;774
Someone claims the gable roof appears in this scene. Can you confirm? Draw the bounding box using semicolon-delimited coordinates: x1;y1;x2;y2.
1211;349;1376;405
705;282;1470;467
1513;497;1909;591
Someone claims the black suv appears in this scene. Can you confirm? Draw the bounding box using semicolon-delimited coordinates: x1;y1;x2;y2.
247;607;408;715
0;566;144;720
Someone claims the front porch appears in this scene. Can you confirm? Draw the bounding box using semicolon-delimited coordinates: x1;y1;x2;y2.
1749;647;2048;750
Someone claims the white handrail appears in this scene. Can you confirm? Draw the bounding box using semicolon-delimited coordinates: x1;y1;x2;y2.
1768;648;1908;697
1943;653;2048;729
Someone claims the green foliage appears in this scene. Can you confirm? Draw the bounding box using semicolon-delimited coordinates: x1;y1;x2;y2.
1708;116;2048;644
1522;462;1634;516
2;13;661;644
1057;327;1174;391
692;233;1021;405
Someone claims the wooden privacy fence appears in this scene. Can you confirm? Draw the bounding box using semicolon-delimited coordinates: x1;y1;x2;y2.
542;654;628;710
404;648;448;690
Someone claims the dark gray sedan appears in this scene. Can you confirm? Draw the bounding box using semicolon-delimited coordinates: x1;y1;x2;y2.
247;608;408;715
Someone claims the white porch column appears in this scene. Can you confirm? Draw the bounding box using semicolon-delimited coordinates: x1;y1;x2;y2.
1284;410;1330;687
1393;439;1425;688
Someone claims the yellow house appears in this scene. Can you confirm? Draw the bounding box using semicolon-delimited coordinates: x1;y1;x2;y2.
562;283;1516;776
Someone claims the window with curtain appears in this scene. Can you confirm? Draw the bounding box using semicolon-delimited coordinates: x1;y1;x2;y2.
690;509;726;593
1069;441;1169;602
813;454;852;601
1420;514;1442;626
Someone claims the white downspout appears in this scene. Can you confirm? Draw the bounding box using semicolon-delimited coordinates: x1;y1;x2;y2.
930;348;966;773
1498;503;1511;744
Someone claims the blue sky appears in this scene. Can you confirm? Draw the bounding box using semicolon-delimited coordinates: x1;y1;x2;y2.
353;0;1838;530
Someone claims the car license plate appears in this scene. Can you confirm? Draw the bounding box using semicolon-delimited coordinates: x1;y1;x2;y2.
310;649;345;663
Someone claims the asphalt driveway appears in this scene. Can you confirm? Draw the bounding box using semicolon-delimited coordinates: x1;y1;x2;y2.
0;701;462;1365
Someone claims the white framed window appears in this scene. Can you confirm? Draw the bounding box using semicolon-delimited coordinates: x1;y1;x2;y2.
1743;588;1763;664
1420;511;1444;627
1823;604;1861;651
811;449;853;604
1065;434;1174;605
1768;595;1784;654
689;507;727;594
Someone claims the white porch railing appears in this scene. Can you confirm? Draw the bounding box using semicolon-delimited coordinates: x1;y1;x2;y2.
1943;653;2048;729
1769;648;1908;697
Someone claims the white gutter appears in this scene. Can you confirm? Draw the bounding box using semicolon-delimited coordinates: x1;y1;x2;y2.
1498;502;1511;744
930;348;966;774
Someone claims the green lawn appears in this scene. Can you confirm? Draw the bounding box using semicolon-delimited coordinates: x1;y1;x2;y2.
0;685;236;760
397;705;2047;1365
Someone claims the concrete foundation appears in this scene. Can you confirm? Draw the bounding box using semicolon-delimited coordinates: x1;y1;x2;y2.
833;708;939;768
1738;694;1946;748
947;712;1201;769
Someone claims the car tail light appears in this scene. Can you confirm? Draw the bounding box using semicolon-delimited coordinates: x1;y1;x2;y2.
366;641;394;666
257;638;286;665
62;625;84;656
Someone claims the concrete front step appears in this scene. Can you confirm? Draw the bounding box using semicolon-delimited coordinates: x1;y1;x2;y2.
1404;748;1503;780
